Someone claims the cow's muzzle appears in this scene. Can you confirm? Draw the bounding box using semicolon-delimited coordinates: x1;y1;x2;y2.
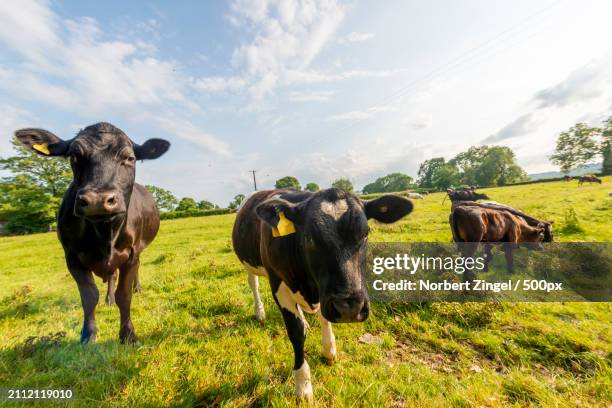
322;293;370;323
74;189;126;220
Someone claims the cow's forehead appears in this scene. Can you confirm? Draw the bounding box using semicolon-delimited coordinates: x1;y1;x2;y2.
72;122;133;152
306;194;368;241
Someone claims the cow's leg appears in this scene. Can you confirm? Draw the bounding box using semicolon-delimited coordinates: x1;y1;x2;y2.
247;271;265;322
67;257;99;344
483;244;493;272
132;270;141;293
319;311;336;365
105;272;116;305
459;242;478;282
503;243;515;273
116;258;139;344
279;306;312;402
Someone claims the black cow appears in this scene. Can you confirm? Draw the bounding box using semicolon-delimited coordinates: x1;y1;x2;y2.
232;188;413;401
444;188;489;203
14;122;169;344
577;175;602;185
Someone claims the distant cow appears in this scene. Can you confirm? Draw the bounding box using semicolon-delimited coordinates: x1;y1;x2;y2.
15;122;170;344
444;188;489;203
578;175;602;185
453;200;554;243
232;188;413;401
449;204;546;281
407;192;424;199
563;175;573;182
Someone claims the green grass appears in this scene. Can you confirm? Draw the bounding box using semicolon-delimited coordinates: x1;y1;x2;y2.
0;178;611;407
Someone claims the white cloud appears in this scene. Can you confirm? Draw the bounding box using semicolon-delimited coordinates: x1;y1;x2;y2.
338;31;375;43
328;105;398;121
482;112;538;144
0;104;36;156
534;58;612;108
193;76;246;93
152;114;231;157
227;0;346;99
0;0;229;156
288;90;334;102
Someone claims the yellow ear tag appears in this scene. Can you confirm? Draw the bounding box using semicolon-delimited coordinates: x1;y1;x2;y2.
272;211;296;237
33;143;50;155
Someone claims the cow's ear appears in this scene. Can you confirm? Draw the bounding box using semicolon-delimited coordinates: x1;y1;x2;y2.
134;138;170;160
364;195;413;223
255;198;304;236
14;128;70;157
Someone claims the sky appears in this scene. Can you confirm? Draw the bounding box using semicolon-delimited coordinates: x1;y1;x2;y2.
1;0;612;205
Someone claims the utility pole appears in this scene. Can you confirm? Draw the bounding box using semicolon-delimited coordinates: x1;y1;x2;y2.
249;170;258;191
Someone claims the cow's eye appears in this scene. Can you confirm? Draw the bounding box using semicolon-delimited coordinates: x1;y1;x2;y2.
304;234;315;246
123;156;136;165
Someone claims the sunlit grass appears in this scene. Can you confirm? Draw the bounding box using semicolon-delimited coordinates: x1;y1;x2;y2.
0;177;610;406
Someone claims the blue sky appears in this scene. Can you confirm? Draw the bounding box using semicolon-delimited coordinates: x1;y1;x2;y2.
1;1;612;205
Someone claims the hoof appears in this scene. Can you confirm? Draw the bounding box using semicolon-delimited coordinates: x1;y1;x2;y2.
105;297;115;306
80;331;96;345
293;362;313;404
254;306;266;323
119;327;140;345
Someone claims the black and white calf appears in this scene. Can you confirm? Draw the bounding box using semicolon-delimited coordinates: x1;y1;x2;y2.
232;188;413;401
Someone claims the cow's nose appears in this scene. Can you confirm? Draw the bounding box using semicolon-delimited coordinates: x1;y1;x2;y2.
326;295;369;323
75;190;123;218
102;192;119;212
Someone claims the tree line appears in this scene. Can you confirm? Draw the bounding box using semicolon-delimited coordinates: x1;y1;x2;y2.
1;117;608;234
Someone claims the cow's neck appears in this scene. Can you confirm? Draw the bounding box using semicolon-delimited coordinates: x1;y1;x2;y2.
87;214;128;257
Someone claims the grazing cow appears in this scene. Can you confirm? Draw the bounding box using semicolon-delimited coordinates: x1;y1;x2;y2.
444;188;489;203
407;192;424;199
578;175;602;185
449;204;546;281
232;188;413;401
609;192;612;197
452;200;554;243
563;175;573;182
14;122;169;344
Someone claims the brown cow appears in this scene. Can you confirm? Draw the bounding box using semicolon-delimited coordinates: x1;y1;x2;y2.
577;175;602;185
449;204;546;281
563;175;572;182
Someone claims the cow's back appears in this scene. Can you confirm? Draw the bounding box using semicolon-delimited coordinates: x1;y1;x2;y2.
232;190;281;268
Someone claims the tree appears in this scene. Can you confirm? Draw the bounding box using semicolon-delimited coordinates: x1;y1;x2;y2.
305;182;320;192
362;172;413;194
0;139;72;233
599;117;612;175
144;185;178;212
450;146;489;186
197;200;217;210
275;176;301;190
432;163;461;190
332;178;353;192
472;146;527;186
0;139;71;198
417;157;446;188
0;175;59;233
176;197;198;211
550;123;600;173
228;194;246;210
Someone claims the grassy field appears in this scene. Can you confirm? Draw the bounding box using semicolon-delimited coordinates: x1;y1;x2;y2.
0;178;611;407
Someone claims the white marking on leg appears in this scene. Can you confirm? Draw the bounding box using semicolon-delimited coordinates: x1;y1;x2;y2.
243;261;268;322
247;271;265;322
319;311;336;364
320;199;348;220
293;360;313;402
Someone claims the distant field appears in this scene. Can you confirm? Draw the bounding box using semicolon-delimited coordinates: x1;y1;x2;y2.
0;178;610;407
